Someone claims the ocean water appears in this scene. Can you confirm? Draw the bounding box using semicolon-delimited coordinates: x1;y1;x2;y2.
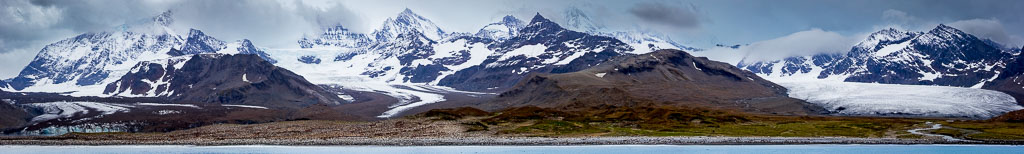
1;145;1022;154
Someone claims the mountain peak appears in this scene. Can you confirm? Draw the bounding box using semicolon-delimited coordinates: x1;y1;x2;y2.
562;7;600;32
372;8;445;42
397;8;423;20
401;8;415;15
864;28;912;40
501;15;521;24
475;15;526;40
930;24;965;35
874;28;901;34
177;28;226;56
853;27;918;51
936;24;953;29
530;13;551;24
240;39;254;46
187;29;206;38
153;10;173;26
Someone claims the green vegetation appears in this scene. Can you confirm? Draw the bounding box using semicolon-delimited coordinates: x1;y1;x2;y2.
503;118;919;138
422;106;924;138
939;122;1024;140
411;106;1024;141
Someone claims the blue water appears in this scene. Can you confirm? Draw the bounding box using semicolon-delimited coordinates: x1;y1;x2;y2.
1;145;1022;154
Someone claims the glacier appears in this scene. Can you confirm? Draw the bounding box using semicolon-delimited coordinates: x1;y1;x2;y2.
779;80;1023;119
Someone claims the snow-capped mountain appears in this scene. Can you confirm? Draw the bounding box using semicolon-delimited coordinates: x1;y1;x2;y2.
741;25;1013;88
284;9;476;83
171;29;277;63
285;8;702;92
6;11;184;93
372;8;447;43
267;10;644;117
298;25;372;48
435;13;634;91
104;54;342;107
3;11;276;95
286;10;638;91
475;15;526;41
738;53;844;80
562;7;602;33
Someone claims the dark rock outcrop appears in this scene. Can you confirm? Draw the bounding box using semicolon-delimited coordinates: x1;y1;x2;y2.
104;54;343;108
983;46;1024;105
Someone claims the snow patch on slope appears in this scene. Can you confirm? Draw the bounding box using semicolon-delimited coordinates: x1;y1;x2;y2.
497;44;547;61
874;40;912;57
135;103;199;109
222;104;268;109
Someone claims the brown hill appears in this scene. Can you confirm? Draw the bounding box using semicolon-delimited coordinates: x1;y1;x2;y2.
485;49;825;115
991;109;1024;122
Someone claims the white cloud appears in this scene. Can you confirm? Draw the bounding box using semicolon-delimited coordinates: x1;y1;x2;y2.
0;0;62;27
0;47;37;78
947;19;1024;48
168;0;361;48
695;29;858;65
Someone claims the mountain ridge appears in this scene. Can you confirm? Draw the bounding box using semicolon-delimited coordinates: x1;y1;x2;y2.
740;25;1013;88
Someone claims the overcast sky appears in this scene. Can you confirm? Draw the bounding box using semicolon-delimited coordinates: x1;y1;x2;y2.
2;0;1023;78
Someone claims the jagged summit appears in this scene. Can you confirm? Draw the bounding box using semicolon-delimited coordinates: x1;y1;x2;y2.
153;10;173;26
933;24;958;32
4;10;278;92
562;7;601;32
299;24;372;48
475;15;525;40
176;29;227;56
500;15;522;25
920;24;974;44
373;8;446;42
853;28;919;52
928;24;968;37
399;8;416;16
529;13;552;24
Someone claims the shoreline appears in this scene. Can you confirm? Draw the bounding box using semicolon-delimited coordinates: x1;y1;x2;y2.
2;136;1022;146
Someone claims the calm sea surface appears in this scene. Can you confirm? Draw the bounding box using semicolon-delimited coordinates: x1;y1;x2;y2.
2;145;1022;154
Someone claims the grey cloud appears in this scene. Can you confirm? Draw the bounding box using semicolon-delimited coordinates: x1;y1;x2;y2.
0;0;65;51
168;0;362;47
948;19;1024;48
628;1;701;29
697;29;860;65
0;0;361;78
0;0;361;52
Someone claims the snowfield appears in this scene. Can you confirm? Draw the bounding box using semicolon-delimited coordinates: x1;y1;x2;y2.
779;80;1023;119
